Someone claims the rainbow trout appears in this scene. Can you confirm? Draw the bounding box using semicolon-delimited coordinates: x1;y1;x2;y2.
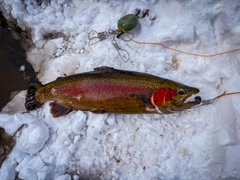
25;67;201;117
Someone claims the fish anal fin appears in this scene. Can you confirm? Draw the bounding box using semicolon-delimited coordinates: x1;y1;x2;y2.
49;101;73;118
91;108;107;114
93;66;116;72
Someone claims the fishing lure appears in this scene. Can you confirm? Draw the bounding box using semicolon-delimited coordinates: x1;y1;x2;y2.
88;9;142;62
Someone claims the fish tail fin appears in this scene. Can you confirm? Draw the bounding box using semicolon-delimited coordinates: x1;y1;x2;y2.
25;85;41;111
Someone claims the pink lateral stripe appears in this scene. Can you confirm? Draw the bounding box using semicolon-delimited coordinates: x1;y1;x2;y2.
53;83;150;96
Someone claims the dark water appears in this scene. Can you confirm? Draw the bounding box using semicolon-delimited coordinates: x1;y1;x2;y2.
0;11;37;173
0;12;36;110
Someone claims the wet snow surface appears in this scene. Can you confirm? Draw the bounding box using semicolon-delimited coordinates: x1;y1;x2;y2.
1;0;240;179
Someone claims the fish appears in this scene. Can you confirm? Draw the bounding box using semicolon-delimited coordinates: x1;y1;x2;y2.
25;66;201;118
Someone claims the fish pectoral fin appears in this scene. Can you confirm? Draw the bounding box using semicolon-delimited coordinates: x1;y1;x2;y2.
91;108;107;114
49;101;73;118
141;95;151;107
141;95;163;114
93;66;116;72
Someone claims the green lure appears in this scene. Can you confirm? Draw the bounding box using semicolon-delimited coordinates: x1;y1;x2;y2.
117;14;138;31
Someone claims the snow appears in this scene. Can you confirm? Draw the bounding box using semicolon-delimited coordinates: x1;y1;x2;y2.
0;0;240;179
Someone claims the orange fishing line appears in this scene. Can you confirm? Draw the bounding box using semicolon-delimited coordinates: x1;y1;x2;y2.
118;28;240;57
213;91;240;101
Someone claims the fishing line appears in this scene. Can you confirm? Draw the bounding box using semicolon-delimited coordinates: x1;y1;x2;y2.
88;26;240;61
89;9;240;59
197;91;240;107
213;91;240;100
118;27;240;58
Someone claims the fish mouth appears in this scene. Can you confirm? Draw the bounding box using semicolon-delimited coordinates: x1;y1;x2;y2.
167;96;202;113
168;87;201;113
186;87;200;103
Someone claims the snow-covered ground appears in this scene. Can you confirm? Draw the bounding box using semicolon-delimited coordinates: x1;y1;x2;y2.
1;0;240;179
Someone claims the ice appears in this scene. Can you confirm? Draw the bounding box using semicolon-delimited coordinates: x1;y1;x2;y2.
16;121;49;154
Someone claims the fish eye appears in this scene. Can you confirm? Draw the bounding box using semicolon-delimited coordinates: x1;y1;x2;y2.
177;89;186;95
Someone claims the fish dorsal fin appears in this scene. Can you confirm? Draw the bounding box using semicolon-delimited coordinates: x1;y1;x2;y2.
49;101;73;118
93;66;117;72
